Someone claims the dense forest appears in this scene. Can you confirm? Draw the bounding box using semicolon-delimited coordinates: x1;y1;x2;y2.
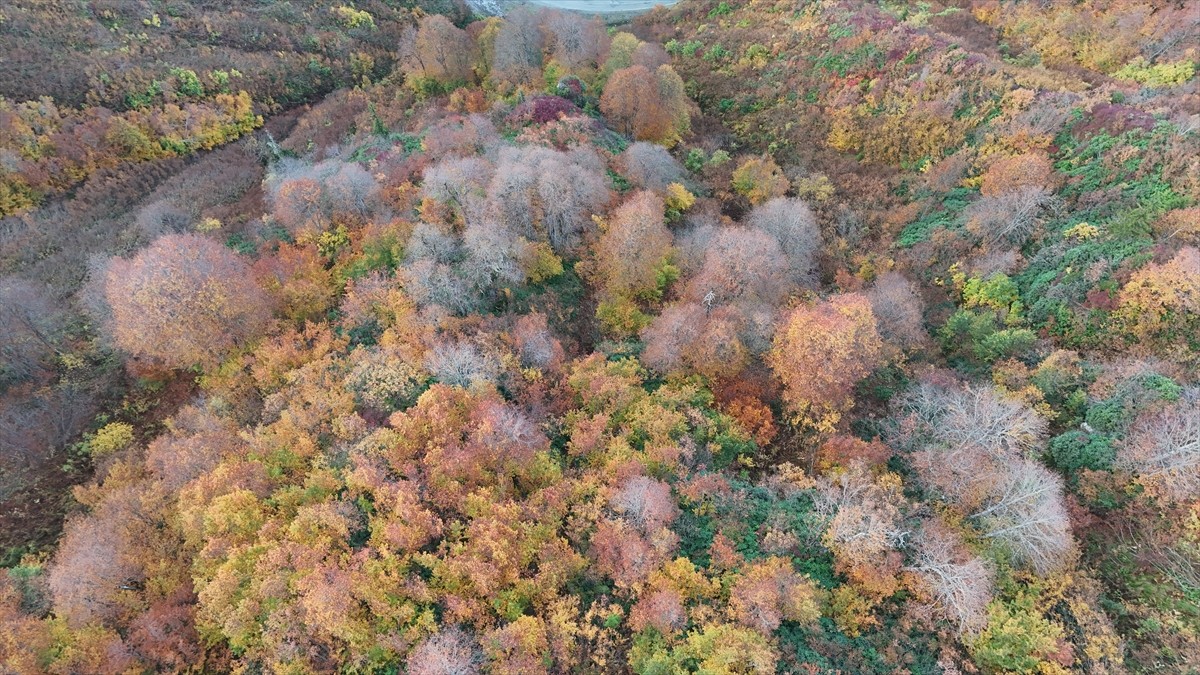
1;0;1198;673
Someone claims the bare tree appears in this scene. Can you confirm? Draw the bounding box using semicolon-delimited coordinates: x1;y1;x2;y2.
965;185;1055;248
0;276;64;386
426;341;499;387
814;462;910;574
971;458;1074;574
544;10;608;73
745;197;822;289
907;521;994;635
620;142;687;191
611;475;678;534
491;6;547;86
422;155;493;222
407;626;483;675
867;271;927;349
1117;397;1200;503
487;145;610;253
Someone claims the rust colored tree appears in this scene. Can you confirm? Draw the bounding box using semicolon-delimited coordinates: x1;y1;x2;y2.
595;190;673;301
400;15;474;85
600;65;690;146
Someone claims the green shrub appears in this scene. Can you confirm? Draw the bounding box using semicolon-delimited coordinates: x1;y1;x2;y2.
1047;431;1116;472
971;596;1065;674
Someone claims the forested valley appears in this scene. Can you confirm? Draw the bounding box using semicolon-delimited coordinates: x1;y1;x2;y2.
1;1;1199;673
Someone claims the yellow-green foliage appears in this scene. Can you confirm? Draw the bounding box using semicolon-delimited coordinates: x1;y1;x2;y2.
524;242;564;283
87;422;135;458
1113;57;1196;88
333;6;375;30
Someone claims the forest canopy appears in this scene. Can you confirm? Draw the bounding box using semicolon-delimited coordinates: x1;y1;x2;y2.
2;0;1200;673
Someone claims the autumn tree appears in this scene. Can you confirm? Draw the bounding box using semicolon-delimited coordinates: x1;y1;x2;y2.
1115;247;1200;347
731;156;789;205
610;475;678;533
595;190;673;301
145;404;243;490
1116;396;1200;503
252;243;336;322
104;233;273;368
980;152;1055;197
685;228;788;308
268;159;381;238
47;513;141;628
591;517;677;588
640;302;704;374
400;15;474;86
768;293;885;431
728;556;821;633
815;463;909;598
126;592;202;672
483;615;551;675
600;65;691;146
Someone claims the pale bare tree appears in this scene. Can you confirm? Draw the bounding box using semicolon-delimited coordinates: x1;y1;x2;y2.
867;271;927;349
745;197;822;289
972;458;1074;574
907;521;994;635
1117;397;1200;503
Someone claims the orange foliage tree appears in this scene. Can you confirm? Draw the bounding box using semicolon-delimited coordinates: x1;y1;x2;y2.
600;65;690;146
768;293;885;431
104;233;273;368
1115;247;1200;348
594;190;673;301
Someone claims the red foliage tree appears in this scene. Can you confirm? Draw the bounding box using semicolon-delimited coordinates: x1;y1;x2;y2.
628;588;686;635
